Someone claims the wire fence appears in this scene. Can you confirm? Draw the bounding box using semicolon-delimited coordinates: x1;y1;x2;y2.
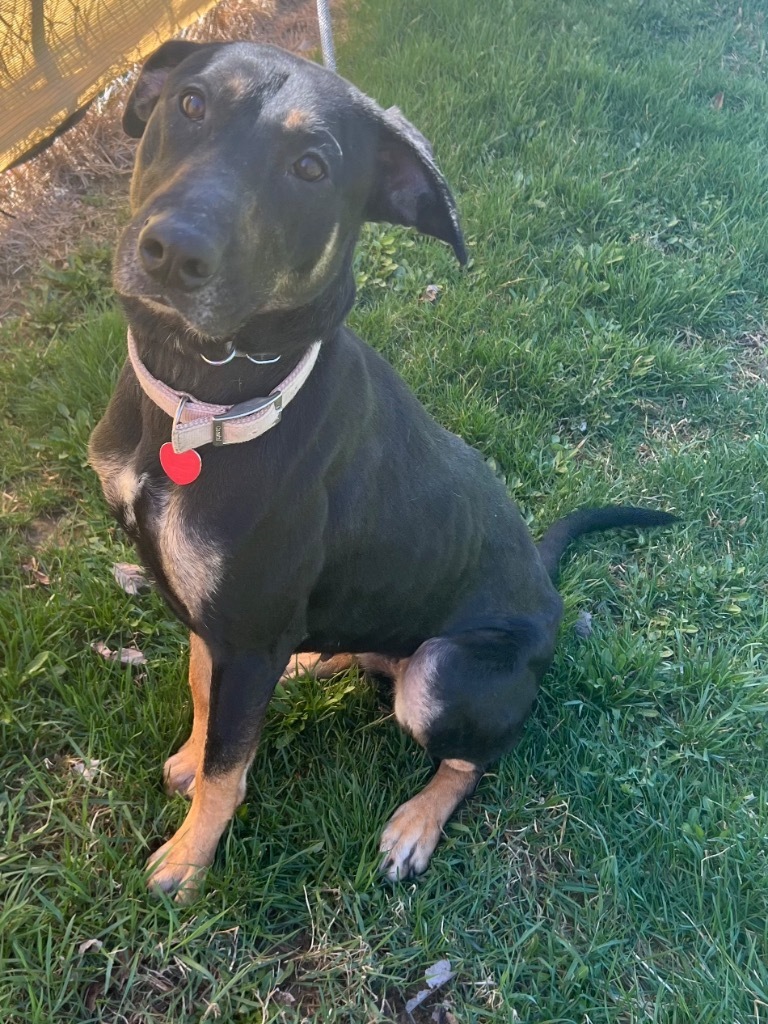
0;0;218;170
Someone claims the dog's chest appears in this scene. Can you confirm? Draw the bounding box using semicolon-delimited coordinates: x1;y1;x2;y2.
146;487;224;620
92;453;223;620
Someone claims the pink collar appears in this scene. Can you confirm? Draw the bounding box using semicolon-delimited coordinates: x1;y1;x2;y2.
127;330;321;453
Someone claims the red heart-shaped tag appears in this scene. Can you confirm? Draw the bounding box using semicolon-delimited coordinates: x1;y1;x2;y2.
159;442;202;485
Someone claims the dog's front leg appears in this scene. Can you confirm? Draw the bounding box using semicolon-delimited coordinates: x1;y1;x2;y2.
380;758;484;880
163;632;211;798
146;648;283;901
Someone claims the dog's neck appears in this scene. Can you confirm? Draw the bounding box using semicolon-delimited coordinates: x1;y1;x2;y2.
120;266;356;405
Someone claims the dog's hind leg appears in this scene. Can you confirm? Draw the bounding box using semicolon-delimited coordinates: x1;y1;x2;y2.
163;632;211;798
147;648;286;901
379;623;549;880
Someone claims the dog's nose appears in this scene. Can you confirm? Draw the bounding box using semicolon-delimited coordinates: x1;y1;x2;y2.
138;216;221;292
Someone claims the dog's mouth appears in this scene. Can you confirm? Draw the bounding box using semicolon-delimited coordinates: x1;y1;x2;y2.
126;286;204;325
135;292;230;340
114;262;231;341
116;279;229;341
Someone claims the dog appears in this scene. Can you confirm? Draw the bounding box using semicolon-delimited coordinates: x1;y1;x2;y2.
89;40;676;900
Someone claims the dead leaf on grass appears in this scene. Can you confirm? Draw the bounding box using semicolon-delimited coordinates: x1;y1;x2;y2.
425;961;454;989
91;640;147;665
574;610;593;639
70;758;102;781
711;92;724;110
22;557;51;586
405;960;454;1013
273;990;296;1006
112;562;149;595
78;938;104;955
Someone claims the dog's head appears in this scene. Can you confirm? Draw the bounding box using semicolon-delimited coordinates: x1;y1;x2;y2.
115;40;466;341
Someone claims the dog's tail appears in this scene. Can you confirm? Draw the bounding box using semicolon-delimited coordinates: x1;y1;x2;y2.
537;506;678;583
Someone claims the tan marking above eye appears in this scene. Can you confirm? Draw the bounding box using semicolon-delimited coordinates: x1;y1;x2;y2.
226;74;256;99
284;108;311;129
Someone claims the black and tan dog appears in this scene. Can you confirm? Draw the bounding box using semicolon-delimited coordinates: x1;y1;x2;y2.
89;40;675;899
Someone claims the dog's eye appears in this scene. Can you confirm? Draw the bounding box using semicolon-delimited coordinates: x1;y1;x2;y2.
180;91;206;121
292;154;327;182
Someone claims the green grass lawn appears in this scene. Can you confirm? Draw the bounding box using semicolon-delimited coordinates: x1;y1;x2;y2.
2;0;768;1020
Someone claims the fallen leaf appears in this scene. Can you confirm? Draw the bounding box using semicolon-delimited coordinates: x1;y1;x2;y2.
420;283;441;303
91;640;147;665
425;960;453;989
78;938;104;955
405;960;454;1013
22;557;51;586
711;92;724;110
118;646;147;665
71;758;102;781
405;990;431;1014
574;610;593;639
112;562;149;595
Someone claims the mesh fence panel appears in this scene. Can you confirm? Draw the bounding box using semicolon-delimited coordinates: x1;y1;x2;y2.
0;0;219;170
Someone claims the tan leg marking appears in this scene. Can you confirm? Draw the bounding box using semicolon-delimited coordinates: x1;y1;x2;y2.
358;653;402;679
281;651;358;679
379;759;483;881
147;760;249;901
163;633;211;799
392;639;444;746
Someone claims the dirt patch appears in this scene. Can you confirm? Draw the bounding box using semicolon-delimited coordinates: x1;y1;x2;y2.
0;0;345;320
24;511;78;551
732;326;768;386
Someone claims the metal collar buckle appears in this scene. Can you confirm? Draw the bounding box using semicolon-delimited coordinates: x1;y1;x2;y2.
172;393;193;433
211;391;283;446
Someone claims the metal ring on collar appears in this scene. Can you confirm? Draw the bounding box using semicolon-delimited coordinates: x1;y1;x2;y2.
200;348;281;366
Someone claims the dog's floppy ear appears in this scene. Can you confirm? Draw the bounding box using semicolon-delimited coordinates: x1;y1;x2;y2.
364;105;467;264
123;40;211;138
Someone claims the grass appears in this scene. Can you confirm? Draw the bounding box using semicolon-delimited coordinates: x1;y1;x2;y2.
1;0;768;1020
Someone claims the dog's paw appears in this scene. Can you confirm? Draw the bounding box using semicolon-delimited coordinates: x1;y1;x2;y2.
282;652;356;679
379;798;442;881
281;652;323;679
163;740;199;798
146;838;208;902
